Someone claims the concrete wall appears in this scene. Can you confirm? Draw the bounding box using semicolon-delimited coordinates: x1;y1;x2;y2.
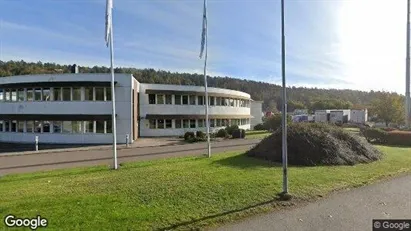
0;73;133;144
250;101;263;129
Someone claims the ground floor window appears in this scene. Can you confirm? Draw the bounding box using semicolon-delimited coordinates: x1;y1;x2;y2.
149;119;156;129
198;119;204;128
183;119;189;128
190;119;196;128
165;119;172;129
96;121;105;133
157;119;165;129
175;119;182;128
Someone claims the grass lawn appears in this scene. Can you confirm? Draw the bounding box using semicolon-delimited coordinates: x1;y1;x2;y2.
1;146;411;230
343;127;361;135
245;130;271;139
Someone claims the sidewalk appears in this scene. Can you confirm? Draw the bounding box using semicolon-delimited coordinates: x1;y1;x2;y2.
215;174;411;231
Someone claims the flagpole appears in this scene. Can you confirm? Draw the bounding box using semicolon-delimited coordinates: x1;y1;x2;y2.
107;0;118;170
280;0;288;194
406;0;410;128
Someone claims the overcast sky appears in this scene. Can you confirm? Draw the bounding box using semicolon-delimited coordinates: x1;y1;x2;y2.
0;0;408;93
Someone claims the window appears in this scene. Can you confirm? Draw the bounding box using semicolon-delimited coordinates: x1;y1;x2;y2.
0;89;3;101
157;94;164;104
157;119;165;129
209;96;215;106
34;88;42;101
53;121;62;133
210;119;215;127
230;99;234;107
96;121;105;133
62;88;71;101
190;119;196;128
106;88;112;101
11;89;17;101
84;121;94;133
43;121;51;133
72;121;83;133
72;87;81;101
222;119;229;127
53;88;62;101
198;96;204;105
11;120;17;132
175;95;181;105
216;119;222;127
198;119;204;128
95;87;104;101
149;94;156;104
165;95;172;104
85;87;94;101
4;121;10;132
224;98;229;106
42;88;51;101
34;120;42;133
149;119;156;129
5;89;10;101
216;97;221;106
62;121;72;133
0;120;3;132
17;89;24;101
165;119;172;128
189;95;196;105
182;95;188;105
26;121;34;133
183;119;189;128
175;119;182;128
106;120;112;133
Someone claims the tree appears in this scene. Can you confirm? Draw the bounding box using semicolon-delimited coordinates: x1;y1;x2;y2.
263;113;291;131
265;100;279;113
371;93;405;127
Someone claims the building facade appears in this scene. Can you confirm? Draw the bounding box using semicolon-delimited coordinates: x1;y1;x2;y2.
250;101;263;129
0;74;255;144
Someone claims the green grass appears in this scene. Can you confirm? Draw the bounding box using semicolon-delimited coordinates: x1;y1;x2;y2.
1;146;411;230
343;127;361;135
245;130;271;139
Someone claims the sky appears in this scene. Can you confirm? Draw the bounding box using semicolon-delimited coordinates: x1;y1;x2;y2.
0;0;408;93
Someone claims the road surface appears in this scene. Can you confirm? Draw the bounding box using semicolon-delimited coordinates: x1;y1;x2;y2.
0;139;260;175
216;174;411;231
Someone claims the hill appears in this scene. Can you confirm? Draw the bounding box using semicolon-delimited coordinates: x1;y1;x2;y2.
0;60;402;112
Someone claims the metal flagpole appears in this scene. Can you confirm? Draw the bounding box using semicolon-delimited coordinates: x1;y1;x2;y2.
106;0;118;169
406;0;410;128
280;0;288;194
200;0;211;158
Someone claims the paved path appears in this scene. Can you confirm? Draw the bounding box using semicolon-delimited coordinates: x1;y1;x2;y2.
216;174;411;231
0;139;260;175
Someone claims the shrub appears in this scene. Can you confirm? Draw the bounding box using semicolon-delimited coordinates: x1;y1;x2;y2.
216;129;229;138
360;127;388;144
247;123;383;166
225;125;239;135
241;129;246;138
263;114;291;131
381;127;397;132
184;132;195;141
254;123;265;131
385;131;411;146
196;131;205;139
232;129;242;139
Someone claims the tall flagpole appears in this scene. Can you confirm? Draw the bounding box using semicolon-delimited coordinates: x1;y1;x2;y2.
106;0;118;169
200;0;211;158
406;0;410;128
280;0;288;194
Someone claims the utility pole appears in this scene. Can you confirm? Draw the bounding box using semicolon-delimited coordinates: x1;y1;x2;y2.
406;0;410;127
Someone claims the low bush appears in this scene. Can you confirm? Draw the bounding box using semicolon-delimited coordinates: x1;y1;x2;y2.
232;129;242;139
381;127;397;132
360;127;388;144
385;131;411;146
247;123;383;166
225;125;239;135
184;132;195;141
241;129;246;138
253;123;265;131
216;129;229;138
263;114;291;131
196;131;205;139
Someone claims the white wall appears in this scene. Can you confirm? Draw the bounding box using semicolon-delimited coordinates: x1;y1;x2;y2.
0;74;133;144
250;101;263;129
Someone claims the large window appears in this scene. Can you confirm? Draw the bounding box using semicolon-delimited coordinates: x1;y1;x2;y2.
149;119;156;129
209;97;215;106
96;121;105;133
62;121;72;133
34;88;42;101
216;119;222;127
210;119;215;127
42;88;51;101
106;120;112;133
62;88;71;101
0;121;3;132
198;96;204;105
189;95;196;105
165;119;172;129
190;119;196;128
230;98;234;107
157;119;165;129
175;95;181;105
11;120;17;132
26;121;33;133
198;119;204;128
224;98;229;106
4;121;10;132
72;87;81;101
5;89;11;101
183;119;189;128
34;120;42;133
0;89;3;101
149;94;156;104
43;121;51;133
84;121;94;133
17;89;25;101
165;95;172;104
216;97;221;106
53;121;62;133
157;95;164;104
85;87;94;101
182;95;188;105
53;88;62;101
95;87;104;101
105;87;112;101
11;89;17;101
72;121;83;133
175;119;181;128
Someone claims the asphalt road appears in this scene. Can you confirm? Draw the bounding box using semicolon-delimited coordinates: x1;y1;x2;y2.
216;174;411;231
0;139;260;175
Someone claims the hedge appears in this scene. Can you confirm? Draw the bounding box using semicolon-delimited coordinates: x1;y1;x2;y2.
385;131;411;146
361;127;411;146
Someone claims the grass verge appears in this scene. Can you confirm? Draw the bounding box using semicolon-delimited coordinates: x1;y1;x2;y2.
1;146;410;230
245;130;271;139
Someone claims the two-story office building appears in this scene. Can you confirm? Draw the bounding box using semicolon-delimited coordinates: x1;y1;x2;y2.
0;73;258;144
